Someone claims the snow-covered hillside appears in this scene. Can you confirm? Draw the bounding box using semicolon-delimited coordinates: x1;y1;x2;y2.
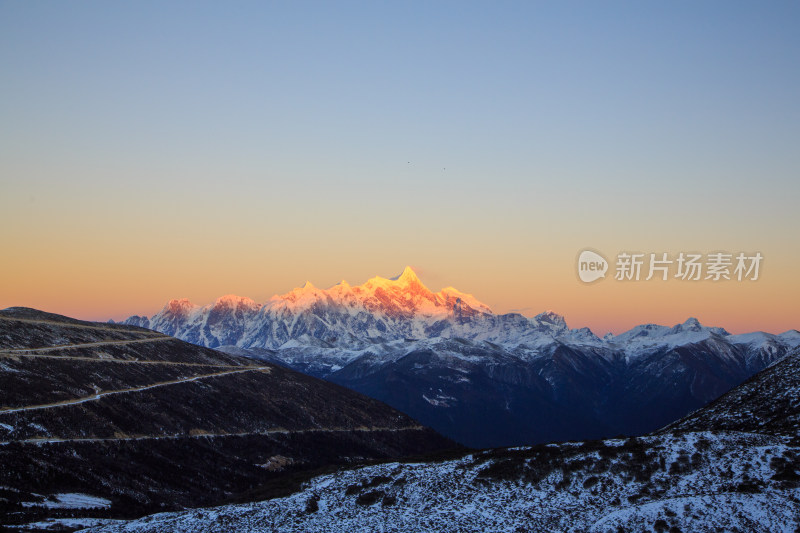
80;431;800;533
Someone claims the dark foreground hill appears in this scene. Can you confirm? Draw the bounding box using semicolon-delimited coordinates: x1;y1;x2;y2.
0;308;454;530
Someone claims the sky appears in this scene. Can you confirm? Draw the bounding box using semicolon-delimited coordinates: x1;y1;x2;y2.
1;1;798;335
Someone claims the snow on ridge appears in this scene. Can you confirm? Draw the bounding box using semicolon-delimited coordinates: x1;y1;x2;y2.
22;493;111;510
119;269;794;363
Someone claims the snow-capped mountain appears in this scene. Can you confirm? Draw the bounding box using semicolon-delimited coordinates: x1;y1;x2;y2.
126;266;580;350
121;266;757;356
120;267;800;447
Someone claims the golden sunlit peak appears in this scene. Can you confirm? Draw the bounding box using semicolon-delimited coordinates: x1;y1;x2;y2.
391;266;420;283
439;287;492;313
214;294;259;308
361;265;427;291
163;298;197;315
300;281;316;291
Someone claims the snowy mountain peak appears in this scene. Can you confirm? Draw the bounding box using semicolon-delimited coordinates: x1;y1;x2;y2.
162;298;196;316
531;311;569;335
669;317;729;337
439;287;493;314
365;266;428;293
275;280;327;307
535;310;567;327
672;317;702;333
782;330;800;340
391;265;421;284
608;318;733;357
212;294;260;310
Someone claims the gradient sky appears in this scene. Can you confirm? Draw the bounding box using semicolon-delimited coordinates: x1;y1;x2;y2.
1;1;798;335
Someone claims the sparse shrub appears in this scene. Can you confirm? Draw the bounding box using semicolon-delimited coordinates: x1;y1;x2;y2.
599;445;618;459
583;476;599;489
478;459;524;482
771;455;800;484
694;437;711;451
580;439;609;453
735;480;762;494
355;490;385;506
654;518;669;532
365;475;392;488
304;496;319;513
565;458;589;473
382;494;397;506
634;459;657;482
668;455;691;476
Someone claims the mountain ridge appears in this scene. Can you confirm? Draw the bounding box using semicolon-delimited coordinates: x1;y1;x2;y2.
119;266;797;354
112;267;800;447
122;267;800;366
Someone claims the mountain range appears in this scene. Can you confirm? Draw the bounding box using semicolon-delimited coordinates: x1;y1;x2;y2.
120;267;800;447
122;266;620;353
78;344;800;532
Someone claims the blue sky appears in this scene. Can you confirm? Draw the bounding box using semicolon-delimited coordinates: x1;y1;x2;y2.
4;1;798;189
